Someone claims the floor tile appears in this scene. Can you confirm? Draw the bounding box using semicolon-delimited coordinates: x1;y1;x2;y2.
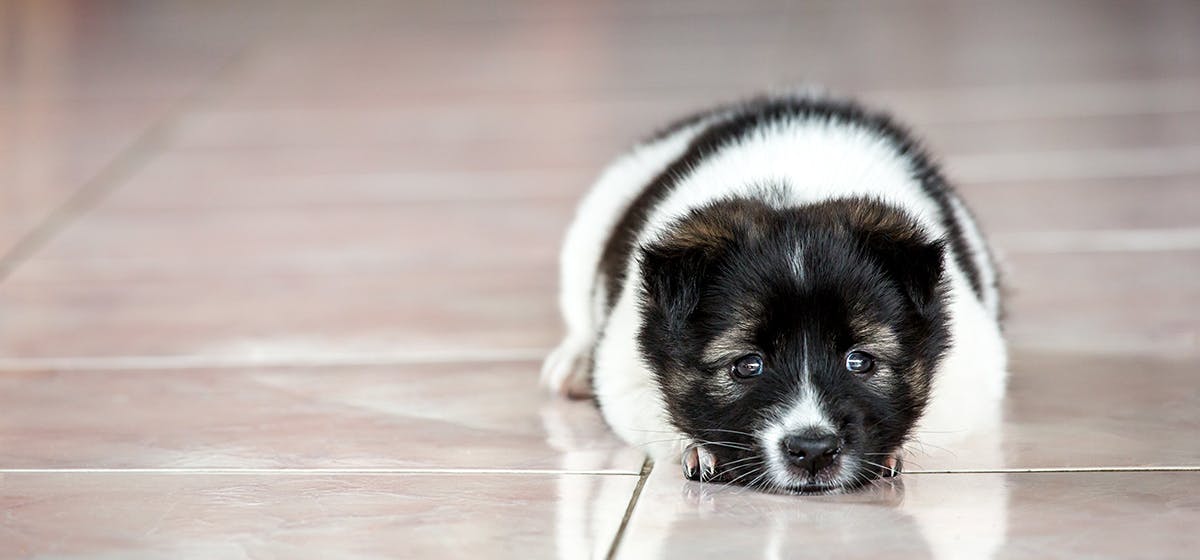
106;165;594;210
212;0;1199;103
905;351;1200;472
0;472;638;559
0;362;643;472
0;0;265;259
0;0;263;103
163;99;1200;154
964;176;1200;234
0;100;171;257
0;266;558;359
1003;251;1200;354
619;470;1200;560
617;467;1200;560
15;199;572;270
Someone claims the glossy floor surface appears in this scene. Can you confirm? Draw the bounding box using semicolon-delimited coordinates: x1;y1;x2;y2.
1;1;1198;558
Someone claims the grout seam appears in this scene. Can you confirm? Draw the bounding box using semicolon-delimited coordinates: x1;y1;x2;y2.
2;465;1195;476
0;350;546;372
605;457;653;560
904;466;1200;474
0;467;642;476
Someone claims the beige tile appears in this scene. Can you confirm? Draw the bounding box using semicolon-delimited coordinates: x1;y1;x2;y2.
617;467;1200;560
108;165;595;210
0;362;643;472
0;472;638;559
964;176;1200;235
0;100;169;256
1004;251;1200;354
210;0;1200;104
164;102;1200;157
906;351;1200;472
0;0;262;103
0;179;567;360
0;265;558;359
18;199;573;269
0;0;263;258
923;111;1200;156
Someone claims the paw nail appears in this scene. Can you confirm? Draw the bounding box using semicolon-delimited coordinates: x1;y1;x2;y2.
699;448;717;479
682;447;699;478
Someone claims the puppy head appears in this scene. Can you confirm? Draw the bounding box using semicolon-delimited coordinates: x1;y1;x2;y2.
638;196;951;493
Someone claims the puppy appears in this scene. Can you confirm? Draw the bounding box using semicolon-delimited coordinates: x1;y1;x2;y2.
542;93;1006;493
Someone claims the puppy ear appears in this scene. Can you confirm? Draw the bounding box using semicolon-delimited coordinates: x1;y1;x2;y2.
640;242;713;333
842;200;947;313
865;233;946;313
639;201;768;332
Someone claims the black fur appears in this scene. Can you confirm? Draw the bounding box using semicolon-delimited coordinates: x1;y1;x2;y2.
639;197;952;492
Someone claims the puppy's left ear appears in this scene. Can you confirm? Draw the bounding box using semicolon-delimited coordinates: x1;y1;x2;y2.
844;200;947;314
866;234;946;313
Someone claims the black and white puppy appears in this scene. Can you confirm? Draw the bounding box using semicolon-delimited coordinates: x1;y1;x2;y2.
543;93;1007;494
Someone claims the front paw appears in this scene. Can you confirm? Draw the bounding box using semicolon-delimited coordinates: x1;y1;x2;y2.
681;444;718;482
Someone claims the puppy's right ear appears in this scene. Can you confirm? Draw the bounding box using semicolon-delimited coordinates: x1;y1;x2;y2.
639;201;769;332
640;242;714;333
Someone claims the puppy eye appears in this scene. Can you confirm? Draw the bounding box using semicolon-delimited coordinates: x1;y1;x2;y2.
845;351;876;374
731;354;765;380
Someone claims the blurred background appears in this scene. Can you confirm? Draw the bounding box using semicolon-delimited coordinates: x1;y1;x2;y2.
1;1;1198;558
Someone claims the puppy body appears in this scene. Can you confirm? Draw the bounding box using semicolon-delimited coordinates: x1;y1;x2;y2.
544;94;1006;493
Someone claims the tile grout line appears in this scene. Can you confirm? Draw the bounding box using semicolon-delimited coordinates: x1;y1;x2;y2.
605;457;654;560
0;467;642;476
0;351;548;372
904;466;1200;474
2;465;1197;476
0;46;261;284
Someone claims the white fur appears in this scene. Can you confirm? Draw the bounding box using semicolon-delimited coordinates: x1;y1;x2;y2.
546;100;1007;472
760;382;837;487
541;119;716;397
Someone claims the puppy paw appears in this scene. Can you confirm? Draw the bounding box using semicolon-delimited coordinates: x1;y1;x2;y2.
540;337;593;399
681;444;718;482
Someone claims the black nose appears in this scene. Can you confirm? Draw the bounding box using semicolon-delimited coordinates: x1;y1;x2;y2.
781;433;841;474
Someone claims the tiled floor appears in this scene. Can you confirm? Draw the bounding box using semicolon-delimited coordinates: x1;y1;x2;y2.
1;0;1198;558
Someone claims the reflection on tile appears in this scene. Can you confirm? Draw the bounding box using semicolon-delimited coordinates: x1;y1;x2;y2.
0;472;638;559
618;467;1200;560
0;363;643;472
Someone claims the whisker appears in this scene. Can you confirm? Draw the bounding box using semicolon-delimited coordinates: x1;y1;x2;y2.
695;428;757;438
715;460;765;483
695;440;754;452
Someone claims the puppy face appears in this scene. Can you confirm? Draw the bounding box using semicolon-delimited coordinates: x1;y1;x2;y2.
638;196;951;493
